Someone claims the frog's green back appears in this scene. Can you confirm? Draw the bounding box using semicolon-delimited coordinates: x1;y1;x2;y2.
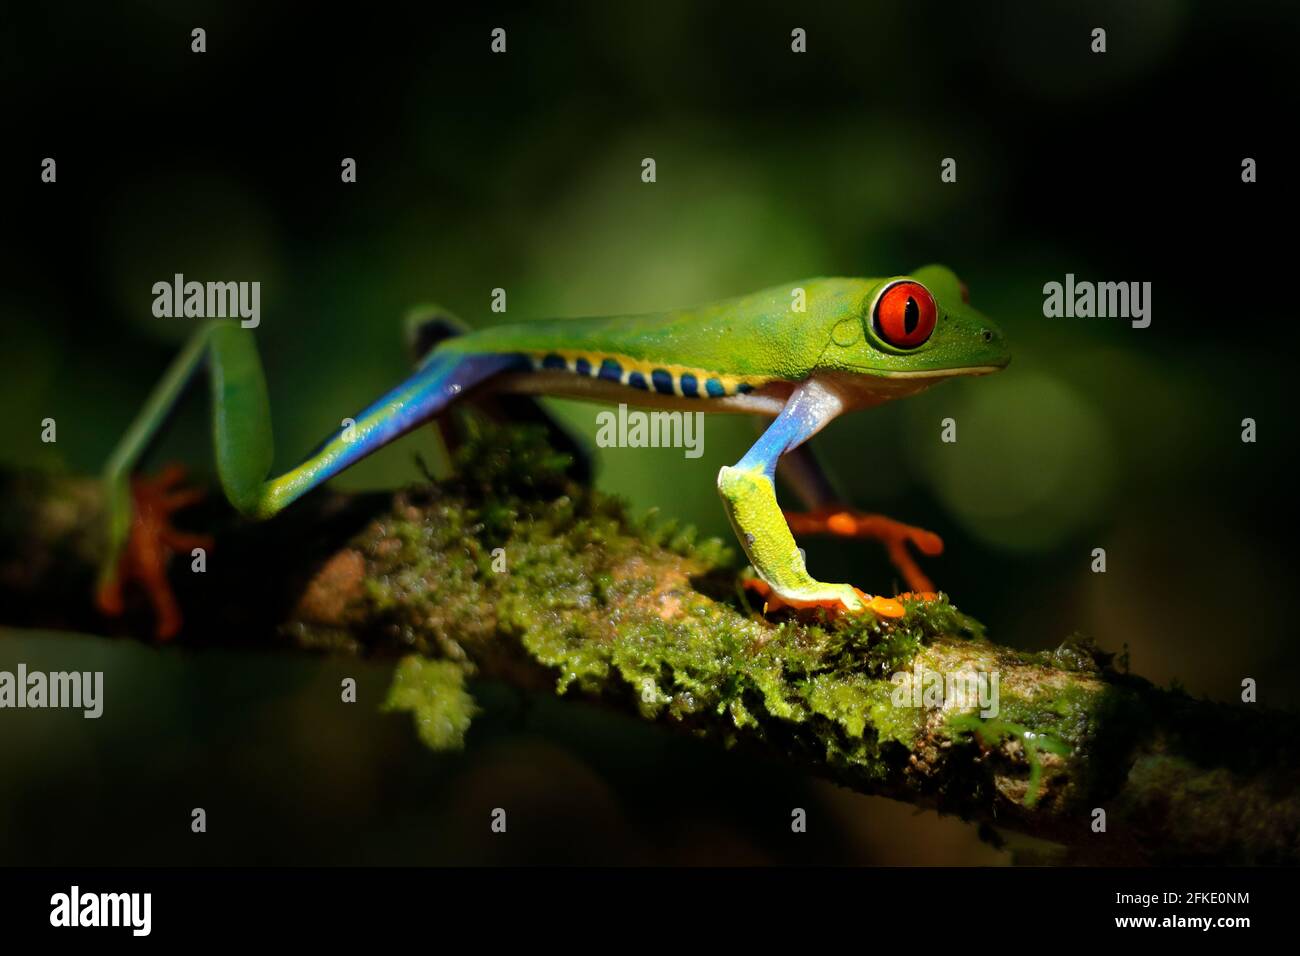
440;277;870;381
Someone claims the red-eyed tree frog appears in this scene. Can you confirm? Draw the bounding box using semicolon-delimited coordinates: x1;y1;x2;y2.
96;265;1009;638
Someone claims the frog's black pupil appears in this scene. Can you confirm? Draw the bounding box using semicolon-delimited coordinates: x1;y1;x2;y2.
903;297;918;335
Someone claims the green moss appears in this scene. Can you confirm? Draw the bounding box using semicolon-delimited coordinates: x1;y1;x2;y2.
382;655;480;750
1015;632;1109;674
994;683;1099;749
946;714;1072;807
360;422;988;778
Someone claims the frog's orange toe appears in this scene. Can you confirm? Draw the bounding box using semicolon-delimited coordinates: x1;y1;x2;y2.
866;596;906;618
742;577;905;620
783;507;943;595
99;465;211;641
825;512;858;536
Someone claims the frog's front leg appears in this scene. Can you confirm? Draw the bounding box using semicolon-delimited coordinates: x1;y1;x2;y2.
716;379;904;618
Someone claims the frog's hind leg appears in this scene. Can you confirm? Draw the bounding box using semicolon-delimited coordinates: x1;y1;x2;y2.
405;305;592;482
256;348;527;516
777;443;943;597
98;317;519;638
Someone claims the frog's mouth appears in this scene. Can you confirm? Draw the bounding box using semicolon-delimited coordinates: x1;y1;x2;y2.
874;363;1008;378
832;358;1013;403
845;361;1008;380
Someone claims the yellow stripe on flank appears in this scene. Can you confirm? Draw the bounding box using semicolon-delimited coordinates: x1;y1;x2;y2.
528;350;768;396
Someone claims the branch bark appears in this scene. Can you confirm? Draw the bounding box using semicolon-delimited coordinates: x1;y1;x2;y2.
3;427;1297;865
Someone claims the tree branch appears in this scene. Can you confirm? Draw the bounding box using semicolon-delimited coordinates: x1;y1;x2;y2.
3;425;1297;865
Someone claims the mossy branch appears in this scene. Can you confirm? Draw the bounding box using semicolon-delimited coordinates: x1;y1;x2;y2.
3;425;1298;865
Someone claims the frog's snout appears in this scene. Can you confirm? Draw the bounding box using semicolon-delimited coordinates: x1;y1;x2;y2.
976;324;1011;369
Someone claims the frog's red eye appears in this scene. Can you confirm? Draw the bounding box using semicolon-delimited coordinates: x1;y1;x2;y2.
872;281;937;349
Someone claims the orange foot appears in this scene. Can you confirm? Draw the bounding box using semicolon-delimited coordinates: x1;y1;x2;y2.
784;507;943;595
741;576;907;620
95;465;213;641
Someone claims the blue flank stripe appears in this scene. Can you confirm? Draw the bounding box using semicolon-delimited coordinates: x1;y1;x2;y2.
534;353;749;398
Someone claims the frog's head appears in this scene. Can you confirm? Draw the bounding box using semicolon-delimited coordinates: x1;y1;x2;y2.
823;264;1010;384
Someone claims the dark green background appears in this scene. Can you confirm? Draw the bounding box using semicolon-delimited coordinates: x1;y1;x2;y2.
1;1;1295;864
